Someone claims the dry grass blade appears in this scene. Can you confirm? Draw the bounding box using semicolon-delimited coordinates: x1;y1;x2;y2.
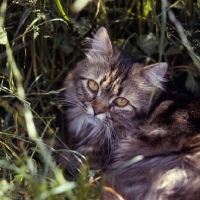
104;186;125;200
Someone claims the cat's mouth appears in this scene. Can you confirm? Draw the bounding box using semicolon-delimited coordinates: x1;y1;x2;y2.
85;110;106;124
85;105;107;123
84;113;102;127
86;112;103;120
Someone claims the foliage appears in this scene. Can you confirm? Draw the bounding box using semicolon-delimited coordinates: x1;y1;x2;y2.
0;0;200;199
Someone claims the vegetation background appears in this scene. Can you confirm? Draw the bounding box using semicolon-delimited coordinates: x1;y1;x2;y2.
0;0;200;199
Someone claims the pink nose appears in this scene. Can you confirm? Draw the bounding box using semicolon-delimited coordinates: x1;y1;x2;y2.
91;98;108;115
93;104;108;115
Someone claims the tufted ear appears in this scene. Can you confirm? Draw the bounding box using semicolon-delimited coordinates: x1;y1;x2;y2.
142;62;168;90
85;27;113;56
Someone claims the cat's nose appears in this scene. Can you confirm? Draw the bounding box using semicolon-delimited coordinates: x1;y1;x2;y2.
93;105;107;115
91;98;108;115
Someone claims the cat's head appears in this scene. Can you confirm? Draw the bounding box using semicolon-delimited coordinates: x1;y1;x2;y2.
64;27;168;144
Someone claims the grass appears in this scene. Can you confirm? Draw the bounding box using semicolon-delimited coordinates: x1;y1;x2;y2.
0;0;200;199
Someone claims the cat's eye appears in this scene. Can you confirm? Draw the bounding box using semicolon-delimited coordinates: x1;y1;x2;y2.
115;97;129;107
88;80;99;92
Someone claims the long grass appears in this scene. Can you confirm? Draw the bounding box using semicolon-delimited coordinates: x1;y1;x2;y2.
0;0;200;199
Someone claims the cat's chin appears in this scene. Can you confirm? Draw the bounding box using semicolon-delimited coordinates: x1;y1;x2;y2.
67;107;107;134
85;113;106;127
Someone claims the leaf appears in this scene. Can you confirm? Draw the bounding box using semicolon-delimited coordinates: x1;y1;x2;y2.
185;72;200;96
73;19;91;36
164;45;181;55
0;27;7;45
136;33;157;56
60;40;74;55
114;39;142;57
143;0;151;17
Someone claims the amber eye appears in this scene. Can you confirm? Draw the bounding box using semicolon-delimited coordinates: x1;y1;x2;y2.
115;97;129;107
88;80;99;92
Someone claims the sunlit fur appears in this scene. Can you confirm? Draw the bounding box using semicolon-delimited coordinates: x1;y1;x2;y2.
61;27;168;169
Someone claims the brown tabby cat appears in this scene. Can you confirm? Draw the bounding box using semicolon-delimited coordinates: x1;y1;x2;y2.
54;27;200;199
53;27;167;171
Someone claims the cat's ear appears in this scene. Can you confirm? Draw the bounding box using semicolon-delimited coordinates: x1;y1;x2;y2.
86;27;113;56
142;62;168;90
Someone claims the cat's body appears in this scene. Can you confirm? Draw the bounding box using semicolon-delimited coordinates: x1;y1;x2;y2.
54;27;200;199
104;94;200;200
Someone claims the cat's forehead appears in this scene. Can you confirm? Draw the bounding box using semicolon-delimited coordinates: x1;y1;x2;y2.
89;62;137;96
84;53;133;79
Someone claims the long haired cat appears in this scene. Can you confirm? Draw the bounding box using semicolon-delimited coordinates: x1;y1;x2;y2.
53;27;168;171
104;93;200;199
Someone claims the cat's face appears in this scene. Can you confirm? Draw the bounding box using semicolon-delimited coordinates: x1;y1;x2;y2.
64;27;167;143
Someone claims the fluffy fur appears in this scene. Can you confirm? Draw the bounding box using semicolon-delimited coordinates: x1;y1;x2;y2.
54;27;167;170
104;94;200;200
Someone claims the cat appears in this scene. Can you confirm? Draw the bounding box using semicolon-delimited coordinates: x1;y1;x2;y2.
103;93;200;200
53;27;200;199
52;27;168;172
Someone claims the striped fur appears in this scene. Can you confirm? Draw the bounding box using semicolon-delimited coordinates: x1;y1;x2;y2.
104;96;200;200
